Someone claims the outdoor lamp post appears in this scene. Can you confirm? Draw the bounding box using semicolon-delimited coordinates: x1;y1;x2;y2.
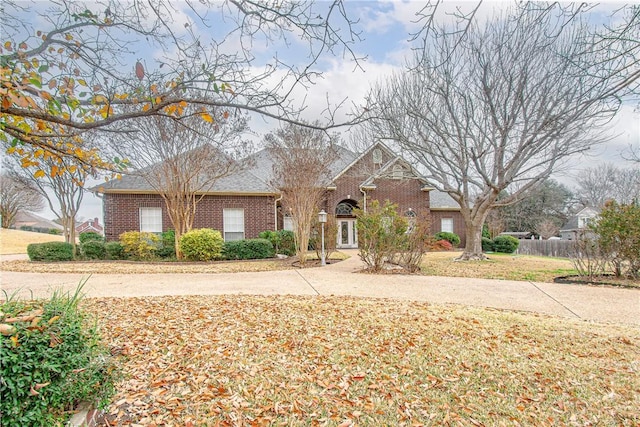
318;210;327;266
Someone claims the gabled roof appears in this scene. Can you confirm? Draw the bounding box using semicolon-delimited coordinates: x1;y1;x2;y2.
12;211;63;230
359;155;429;188
560;206;600;231
429;191;460;209
92;146;274;195
248;145;358;188
331;141;395;183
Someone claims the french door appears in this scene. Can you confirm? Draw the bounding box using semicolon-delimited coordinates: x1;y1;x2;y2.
337;219;358;249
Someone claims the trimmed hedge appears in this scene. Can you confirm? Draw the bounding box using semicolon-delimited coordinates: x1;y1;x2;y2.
482;237;495;252
223;238;274;260
258;230;296;256
155;230;176;259
27;242;74;261
79;231;104;244
80;241;106;260
493;235;520;253
434;231;461;247
105;241;126;260
119;231;160;260
180;228;224;261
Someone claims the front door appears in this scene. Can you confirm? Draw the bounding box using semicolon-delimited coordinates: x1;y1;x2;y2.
337;219;358;249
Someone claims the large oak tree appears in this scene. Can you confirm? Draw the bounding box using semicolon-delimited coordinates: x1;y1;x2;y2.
363;3;639;260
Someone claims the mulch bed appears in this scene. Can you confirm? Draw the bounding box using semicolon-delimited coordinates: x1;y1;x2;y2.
554;275;640;289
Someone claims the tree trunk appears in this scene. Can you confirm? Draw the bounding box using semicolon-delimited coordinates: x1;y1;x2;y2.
456;217;488;261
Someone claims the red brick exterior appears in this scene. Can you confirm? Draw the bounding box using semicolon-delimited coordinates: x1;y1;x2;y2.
325;148;430;219
429;210;467;248
103;193;276;241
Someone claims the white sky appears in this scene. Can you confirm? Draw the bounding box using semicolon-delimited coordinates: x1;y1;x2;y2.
22;1;638;222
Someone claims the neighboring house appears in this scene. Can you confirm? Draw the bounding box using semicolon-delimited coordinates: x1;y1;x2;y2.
11;211;63;232
76;217;104;235
92;142;468;247
559;206;600;240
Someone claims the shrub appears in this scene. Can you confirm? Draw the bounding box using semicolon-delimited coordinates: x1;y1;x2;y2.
482;237;495;252
434;231;460;247
223;238;274;260
493;235;520;253
80;241;106;260
27;242;74;262
180;228;224;261
119;231;160;260
277;230;296;256
0;286;117;426
156;230;176;259
591;201;640;278
431;239;454;251
105;241;126;260
48;228;62;235
79;231;104;244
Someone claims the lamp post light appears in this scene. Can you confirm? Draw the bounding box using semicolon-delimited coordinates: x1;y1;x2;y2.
318;209;327;266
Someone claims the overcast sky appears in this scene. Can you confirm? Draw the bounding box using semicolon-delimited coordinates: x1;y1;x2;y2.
29;1;638;222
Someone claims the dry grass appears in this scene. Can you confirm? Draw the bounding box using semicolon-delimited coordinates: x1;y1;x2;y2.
421;251;578;283
85;295;640;426
0;228;65;255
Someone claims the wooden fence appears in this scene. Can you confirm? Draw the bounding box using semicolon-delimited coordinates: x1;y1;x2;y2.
516;239;575;258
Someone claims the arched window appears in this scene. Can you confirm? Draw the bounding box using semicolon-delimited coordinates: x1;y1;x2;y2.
336;202;354;216
392;164;403;179
372;148;382;165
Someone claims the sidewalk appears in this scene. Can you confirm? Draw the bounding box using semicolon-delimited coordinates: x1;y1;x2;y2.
2;251;638;325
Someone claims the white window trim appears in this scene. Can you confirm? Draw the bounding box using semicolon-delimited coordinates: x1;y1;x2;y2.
223;208;245;241
139;207;162;233
441;218;454;233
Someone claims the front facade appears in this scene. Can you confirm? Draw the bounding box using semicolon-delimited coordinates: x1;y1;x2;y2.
559;206;599;240
75;217;104;235
94;142;467;247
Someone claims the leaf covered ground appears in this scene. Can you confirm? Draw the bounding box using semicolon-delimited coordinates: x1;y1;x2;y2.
83;295;640;426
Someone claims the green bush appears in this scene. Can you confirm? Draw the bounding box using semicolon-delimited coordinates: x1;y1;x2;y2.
27;242;74;262
223;238;274;260
155;229;176;259
434;231;461;247
277;230;296;256
482;237;495;252
493;235;520;253
48;229;62;235
80;241;106;260
105;241;126;260
119;231;160;260
179;228;224;261
79;231;104;244
259;230;296;256
0;286;117;426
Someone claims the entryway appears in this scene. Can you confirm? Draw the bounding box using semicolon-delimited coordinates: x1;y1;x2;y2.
337;218;358;249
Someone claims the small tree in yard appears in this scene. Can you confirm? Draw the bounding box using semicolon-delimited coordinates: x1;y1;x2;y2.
266;123;340;266
355;200;430;273
591;201;640;278
0;171;44;228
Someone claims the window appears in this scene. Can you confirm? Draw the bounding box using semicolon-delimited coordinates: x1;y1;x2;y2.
392;164;403;179
336;202;354;216
224;208;245;241
441;218;454;233
372;148;382;166
283;215;295;231
406;210;416;233
139;207;162;233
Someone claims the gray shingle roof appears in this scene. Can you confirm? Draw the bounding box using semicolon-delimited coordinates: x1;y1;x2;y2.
429;190;460;209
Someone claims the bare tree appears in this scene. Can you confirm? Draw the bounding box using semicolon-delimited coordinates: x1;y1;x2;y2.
575;163;640;207
107;110;250;259
266;123;339;266
0;171;45;228
1;0;364;173
363;4;639;260
6;155;88;251
536;220;560;240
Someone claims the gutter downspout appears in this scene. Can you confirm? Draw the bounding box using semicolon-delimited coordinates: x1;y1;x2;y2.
360;187;367;213
274;194;283;231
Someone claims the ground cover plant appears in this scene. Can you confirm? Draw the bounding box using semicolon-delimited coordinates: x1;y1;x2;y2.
0;287;117;426
83;295;639;426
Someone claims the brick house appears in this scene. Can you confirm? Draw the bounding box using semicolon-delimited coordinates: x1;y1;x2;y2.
75;217;104;235
92;142;466;247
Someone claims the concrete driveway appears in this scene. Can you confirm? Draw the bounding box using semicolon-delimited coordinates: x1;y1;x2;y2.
2;251;638;326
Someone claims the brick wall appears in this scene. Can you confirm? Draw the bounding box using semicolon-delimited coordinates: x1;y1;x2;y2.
429;210;466;248
103;193;276;241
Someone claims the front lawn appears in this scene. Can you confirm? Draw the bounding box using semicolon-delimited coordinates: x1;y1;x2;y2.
85;295;639;426
421;252;579;282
